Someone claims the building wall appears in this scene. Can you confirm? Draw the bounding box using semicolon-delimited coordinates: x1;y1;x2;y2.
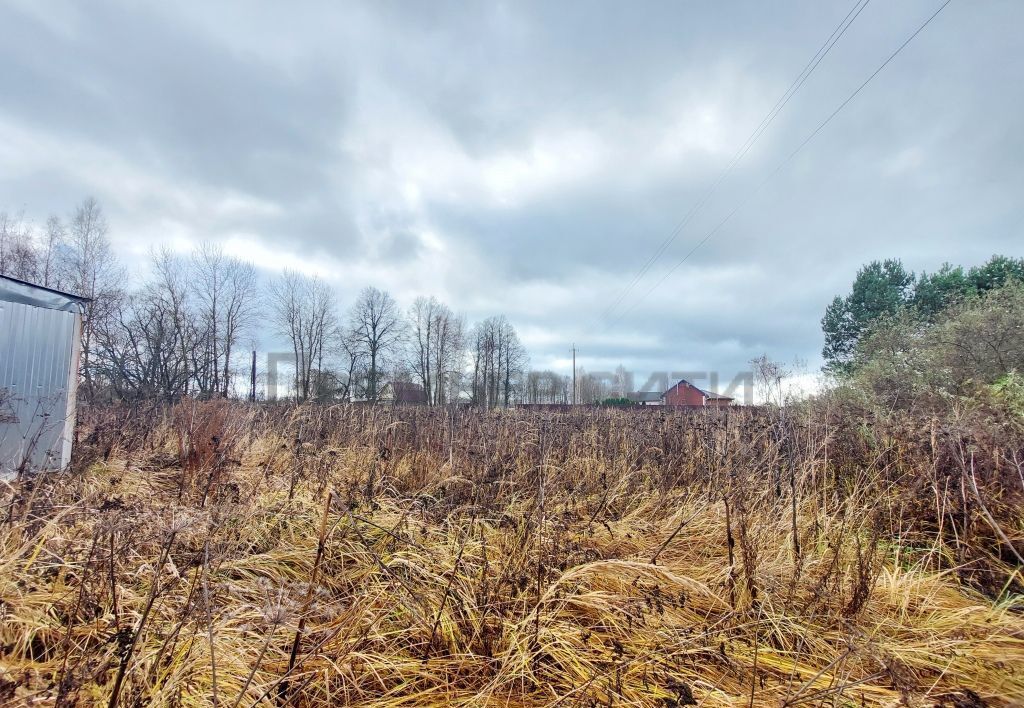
663;381;707;406
0;299;81;476
663;381;733;407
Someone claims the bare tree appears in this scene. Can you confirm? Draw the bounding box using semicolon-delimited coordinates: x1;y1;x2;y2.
433;304;465;405
525;370;570;404
0;211;16;277
269;270;337;401
219;258;259;397
409;296;438;404
408;296;465;406
470;321;492;407
0;211;41;282
335;328;365;402
348;286;404;402
611;364;633;398
470;315;527;408
191;243;259;397
91;245;260;402
575;368;609;404
61;198;125;402
40;216;65;288
191;243;224;395
152;247;198;397
92;249;196;401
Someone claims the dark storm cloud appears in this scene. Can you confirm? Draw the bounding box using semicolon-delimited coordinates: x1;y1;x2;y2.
1;0;1021;389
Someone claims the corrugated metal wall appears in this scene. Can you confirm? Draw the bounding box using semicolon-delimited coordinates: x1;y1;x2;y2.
0;298;78;476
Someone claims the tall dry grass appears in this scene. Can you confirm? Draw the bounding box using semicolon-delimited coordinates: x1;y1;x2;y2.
1;399;1022;706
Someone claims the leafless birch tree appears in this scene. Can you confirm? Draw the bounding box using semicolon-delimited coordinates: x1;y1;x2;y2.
408;296;465;405
348;286;403;402
191;243;259;396
470;315;527;407
61;198;125;402
269;270;337;401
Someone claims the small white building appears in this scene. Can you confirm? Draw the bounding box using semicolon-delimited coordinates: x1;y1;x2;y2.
0;275;88;477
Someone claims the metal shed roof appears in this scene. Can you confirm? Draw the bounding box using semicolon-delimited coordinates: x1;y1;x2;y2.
0;274;89;312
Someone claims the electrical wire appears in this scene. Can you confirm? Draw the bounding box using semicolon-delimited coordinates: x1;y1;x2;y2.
605;0;954;330
600;0;872;324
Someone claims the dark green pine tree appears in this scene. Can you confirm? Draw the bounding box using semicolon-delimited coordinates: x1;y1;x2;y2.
967;255;1024;294
913;263;971;320
822;259;914;373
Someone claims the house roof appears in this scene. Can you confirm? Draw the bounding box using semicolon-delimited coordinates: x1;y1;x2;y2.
664;378;734;401
0;274;90;313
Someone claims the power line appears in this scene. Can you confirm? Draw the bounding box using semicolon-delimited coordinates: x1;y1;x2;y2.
600;0;872;324
605;0;954;330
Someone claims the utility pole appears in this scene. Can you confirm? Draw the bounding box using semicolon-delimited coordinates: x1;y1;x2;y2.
572;344;576;406
250;350;257;402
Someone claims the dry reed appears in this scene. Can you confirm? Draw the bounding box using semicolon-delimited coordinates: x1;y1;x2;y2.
0;400;1021;706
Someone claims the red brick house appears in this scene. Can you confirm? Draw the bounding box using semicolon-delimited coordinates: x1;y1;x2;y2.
661;379;733;407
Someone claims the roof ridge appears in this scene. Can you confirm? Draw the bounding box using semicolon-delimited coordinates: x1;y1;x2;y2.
672;377;733;400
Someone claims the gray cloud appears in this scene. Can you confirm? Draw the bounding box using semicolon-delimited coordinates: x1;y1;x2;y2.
1;0;1021;388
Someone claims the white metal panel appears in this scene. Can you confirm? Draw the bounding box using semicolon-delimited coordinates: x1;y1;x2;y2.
0;297;79;476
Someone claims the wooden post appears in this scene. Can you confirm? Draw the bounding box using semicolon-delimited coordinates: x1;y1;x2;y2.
249;350;257;402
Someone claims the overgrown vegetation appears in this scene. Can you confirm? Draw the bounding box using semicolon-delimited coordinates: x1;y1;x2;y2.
822;255;1024;374
1;398;1021;706
843;279;1024;413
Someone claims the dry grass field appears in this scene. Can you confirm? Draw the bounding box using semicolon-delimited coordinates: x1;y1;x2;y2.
1;400;1022;706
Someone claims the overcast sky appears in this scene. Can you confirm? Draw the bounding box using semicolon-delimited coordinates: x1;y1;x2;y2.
1;0;1021;392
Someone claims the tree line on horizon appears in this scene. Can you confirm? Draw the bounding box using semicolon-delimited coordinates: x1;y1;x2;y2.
8;198;840;409
0;199;563;406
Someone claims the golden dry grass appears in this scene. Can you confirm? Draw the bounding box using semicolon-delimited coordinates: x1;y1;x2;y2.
1;401;1022;706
